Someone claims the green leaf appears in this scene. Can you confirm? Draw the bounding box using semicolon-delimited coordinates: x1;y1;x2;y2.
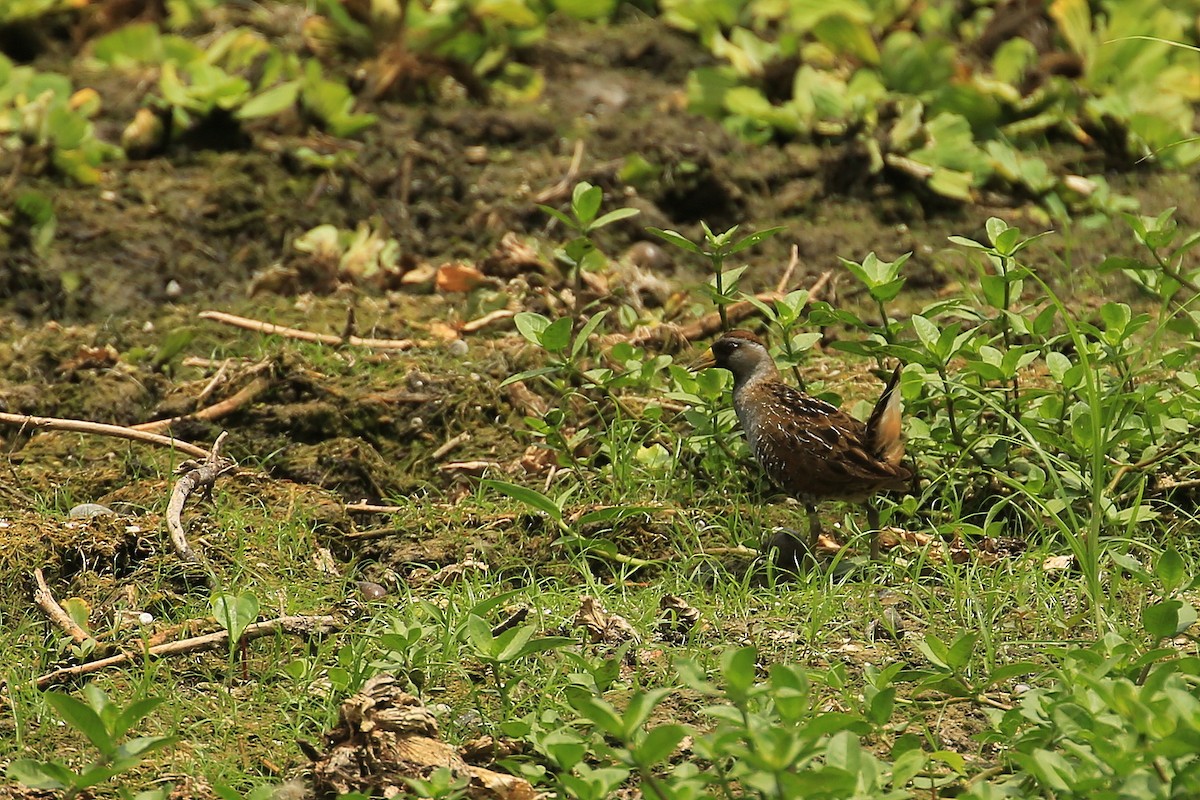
211;592;259;645
6;759;73;790
235;80;300;120
589;207;640;230
112;697;165;740
721;645;758;697
726;225;785;255
1156;546;1188;593
538;204;576;230
483;479;563;522
571;182;602;226
541;317;572;353
1144;599;1198;639
917;633;951;670
45;691;114;755
576;506;656;525
514;311;551;346
621;687;675;737
646;227;704;255
572;309;609;359
635;724;688;766
465;614;497;658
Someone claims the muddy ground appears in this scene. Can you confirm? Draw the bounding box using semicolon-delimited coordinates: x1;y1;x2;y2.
3;8;1197;565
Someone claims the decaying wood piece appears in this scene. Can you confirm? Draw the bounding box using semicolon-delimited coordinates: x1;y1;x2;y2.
166;431;236;583
33;568;93;647
0;412;211;459
310;674;534;800
199;310;418;351
34;614;343;688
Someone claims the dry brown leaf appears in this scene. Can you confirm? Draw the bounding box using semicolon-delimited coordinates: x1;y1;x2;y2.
436;262;488;293
1043;554;1074;572
657;594;701;640
574;596;641;645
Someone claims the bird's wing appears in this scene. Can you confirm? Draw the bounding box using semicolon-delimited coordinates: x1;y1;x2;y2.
761;383;910;486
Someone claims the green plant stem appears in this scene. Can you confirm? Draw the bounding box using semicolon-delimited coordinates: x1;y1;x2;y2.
713;252;729;331
875;298;892;344
1150;247;1200;296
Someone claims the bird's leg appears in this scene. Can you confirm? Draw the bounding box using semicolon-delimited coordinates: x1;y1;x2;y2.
866;502;881;560
806;503;821;555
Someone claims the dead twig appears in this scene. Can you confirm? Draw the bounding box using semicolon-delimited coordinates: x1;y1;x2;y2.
34;614;343;688
199;310;418;351
430;431;470;461
33;569;94;646
534;139;585;204
460;309;516;333
344;502;408;514
194;358;232;406
133;376;273;434
776;244;800;294
166;431;237;585
0;412;211;459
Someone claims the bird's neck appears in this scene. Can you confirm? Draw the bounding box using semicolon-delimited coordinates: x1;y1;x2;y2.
732;360;780;394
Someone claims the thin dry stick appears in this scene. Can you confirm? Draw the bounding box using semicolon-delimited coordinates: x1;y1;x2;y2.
34;614;343;688
534;139;585;204
0;412;211;459
775;244;800;294
194;358;232;406
344;502;408;514
133;376;272;434
461;308;516;333
167;431;236;582
430;432;470;461
199;310;417;351
33;569;93;646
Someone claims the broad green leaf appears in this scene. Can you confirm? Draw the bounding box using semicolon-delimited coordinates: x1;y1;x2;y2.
540;316;572;352
1144;599;1198;639
483;479;563;522
646;227;704;255
1156;546;1188;593
6;759;73;790
572;309;609;359
538;204;576;230
571;182;602;226
726;225;785;255
514;311;551;346
235;80;300;120
45;692;114;755
635;723;687;766
211;592;259;644
589;207;640;230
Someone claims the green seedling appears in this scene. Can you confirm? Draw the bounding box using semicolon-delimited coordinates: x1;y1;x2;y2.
539;181;640;297
7;685;177;798
648;221;783;331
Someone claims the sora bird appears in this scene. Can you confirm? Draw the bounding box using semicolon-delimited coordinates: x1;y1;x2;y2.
705;330;911;564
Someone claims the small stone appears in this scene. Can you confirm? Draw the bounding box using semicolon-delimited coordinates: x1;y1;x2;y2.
165;279;183;299
624;241;672;272
356;581;388;600
448;339;469;357
69;503;115;519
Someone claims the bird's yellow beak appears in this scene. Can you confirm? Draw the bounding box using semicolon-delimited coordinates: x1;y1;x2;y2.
690;347;716;371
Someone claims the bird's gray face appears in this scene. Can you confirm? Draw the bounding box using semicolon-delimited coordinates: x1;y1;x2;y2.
711;336;772;385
